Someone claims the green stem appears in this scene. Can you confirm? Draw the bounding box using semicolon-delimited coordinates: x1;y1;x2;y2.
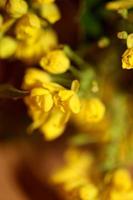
69;65;81;77
64;45;98;97
64;45;91;69
101;94;127;172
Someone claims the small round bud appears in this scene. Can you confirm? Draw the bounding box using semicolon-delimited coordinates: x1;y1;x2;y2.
6;0;28;18
0;36;17;58
40;50;70;74
117;31;128;40
40;3;61;23
98;37;110;48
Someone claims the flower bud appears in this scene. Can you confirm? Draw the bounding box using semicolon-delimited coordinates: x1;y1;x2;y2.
40;50;70;74
6;0;28;18
0;36;17;58
40;3;60;23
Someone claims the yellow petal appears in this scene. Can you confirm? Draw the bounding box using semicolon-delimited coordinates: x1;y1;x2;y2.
41;109;70;140
23;68;51;89
58;89;74;101
69;95;80;113
40;50;70;74
31;87;53;112
40;3;61;24
71;80;80;92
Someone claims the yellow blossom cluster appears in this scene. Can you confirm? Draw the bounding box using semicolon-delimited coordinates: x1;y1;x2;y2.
0;0;107;142
103;168;133;200
23;68;80;140
0;0;63;66
52;148;133;200
109;3;133;69
1;0;133;200
51;148;99;200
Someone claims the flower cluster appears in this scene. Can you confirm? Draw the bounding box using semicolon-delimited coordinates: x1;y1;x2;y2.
23;68;80;140
51;148;133;200
103;168;133;199
1;0;133;200
0;0;61;64
51;148;99;200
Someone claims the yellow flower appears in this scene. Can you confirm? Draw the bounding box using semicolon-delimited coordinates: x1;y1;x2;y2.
40;108;69;140
15;13;41;42
15;29;58;63
40;29;58;52
0;36;17;58
40;2;61;23
122;48;133;69
40;50;70;74
40;81;80;140
29;87;54;112
22;68;51;89
86;98;105;122
79;184;98;200
117;31;128;40
51;148;93;190
110;189;133;200
103;169;133;200
106;0;133;10
72;98;105;128
25;83;80;140
112;169;132;191
5;0;28;18
52;80;80;113
23;68;80;140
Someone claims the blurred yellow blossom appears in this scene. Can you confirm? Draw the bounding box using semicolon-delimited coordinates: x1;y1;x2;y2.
40;2;61;23
112;169;132;190
40;50;70;74
122;48;133;69
79;184;98;200
72;98;105;129
51;148;100;200
51;148;93;190
16;29;58;63
5;0;28;18
106;0;133;10
103;168;133;200
117;31;128;40
0;36;17;58
15;13;41;42
40;108;69;140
